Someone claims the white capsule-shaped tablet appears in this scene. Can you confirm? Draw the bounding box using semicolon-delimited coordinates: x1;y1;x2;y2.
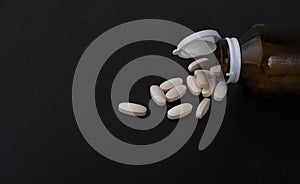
186;75;201;95
167;103;193;120
150;85;166;106
203;70;216;80
194;69;202;77
202;77;216;97
214;81;227;101
196;98;210;119
210;65;222;76
118;102;147;116
165;85;187;102
160;78;183;92
188;58;209;72
195;70;209;88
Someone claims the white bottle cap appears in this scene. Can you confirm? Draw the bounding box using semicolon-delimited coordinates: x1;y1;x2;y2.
172;30;221;58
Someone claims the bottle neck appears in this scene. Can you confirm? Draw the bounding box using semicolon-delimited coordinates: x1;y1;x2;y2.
215;38;241;84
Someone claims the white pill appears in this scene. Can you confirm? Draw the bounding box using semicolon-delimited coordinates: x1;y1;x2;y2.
194;69;202;77
210;65;222;76
186;75;201;95
188;58;209;72
195;70;209;88
214;81;227;101
167;103;193;120
165;85;187;102
160;78;183;92
196;98;210;119
118;102;147;116
202;76;216;97
150;85;166;106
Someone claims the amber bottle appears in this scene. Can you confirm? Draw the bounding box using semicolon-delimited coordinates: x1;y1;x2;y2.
212;24;300;95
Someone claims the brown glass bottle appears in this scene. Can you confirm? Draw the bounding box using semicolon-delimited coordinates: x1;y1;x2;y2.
215;24;300;95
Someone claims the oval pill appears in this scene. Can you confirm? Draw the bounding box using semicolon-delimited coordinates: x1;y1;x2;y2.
150;85;166;106
167;103;193;120
202;78;216;98
165;85;187;102
210;65;222;76
214;81;227;101
188;58;209;72
196;98;210;119
186;75;201;95
195;70;209;88
160;78;183;92
194;69;202;77
118;102;147;116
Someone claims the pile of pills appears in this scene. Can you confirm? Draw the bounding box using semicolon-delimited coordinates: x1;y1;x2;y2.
118;58;227;120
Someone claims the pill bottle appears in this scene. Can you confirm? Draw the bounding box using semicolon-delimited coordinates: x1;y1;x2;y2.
173;24;300;95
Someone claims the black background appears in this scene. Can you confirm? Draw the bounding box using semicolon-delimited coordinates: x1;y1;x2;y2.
2;0;300;183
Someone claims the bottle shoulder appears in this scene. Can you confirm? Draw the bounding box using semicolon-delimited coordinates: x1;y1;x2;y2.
240;24;300;45
238;25;300;95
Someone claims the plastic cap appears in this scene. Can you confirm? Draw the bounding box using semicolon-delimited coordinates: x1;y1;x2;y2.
173;30;221;59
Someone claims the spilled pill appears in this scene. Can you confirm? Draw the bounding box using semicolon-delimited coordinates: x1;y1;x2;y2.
203;70;216;80
186;75;201;95
118;102;147;117
210;65;222;76
194;70;203;78
166;85;187;102
167;103;193;120
194;69;202;77
202;71;216;97
202;79;215;97
195;70;209;88
214;81;227;101
160;77;183;92
150;85;166;106
196;98;210;119
188;58;209;72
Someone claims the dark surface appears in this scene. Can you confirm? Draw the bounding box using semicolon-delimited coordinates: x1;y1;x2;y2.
1;0;300;183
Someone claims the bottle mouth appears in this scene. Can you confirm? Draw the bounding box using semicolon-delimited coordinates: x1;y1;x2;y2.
172;29;241;84
225;37;241;84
